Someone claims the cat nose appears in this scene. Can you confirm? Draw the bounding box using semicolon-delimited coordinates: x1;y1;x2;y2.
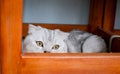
44;51;50;53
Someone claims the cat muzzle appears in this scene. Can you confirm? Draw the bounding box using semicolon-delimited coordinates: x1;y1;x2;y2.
44;51;50;53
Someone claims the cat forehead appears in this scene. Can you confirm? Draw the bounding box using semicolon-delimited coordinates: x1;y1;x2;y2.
54;29;69;38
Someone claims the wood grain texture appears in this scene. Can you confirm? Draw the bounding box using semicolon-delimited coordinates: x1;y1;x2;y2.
21;53;120;74
0;0;23;74
23;23;88;37
0;0;1;73
103;0;120;35
89;0;105;33
103;0;117;31
111;37;120;52
113;30;120;35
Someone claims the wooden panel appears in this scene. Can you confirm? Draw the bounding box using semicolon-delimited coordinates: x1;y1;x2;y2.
21;53;120;74
0;0;1;73
23;23;88;37
0;0;23;74
103;0;120;35
113;30;120;35
111;37;120;52
103;0;117;31
89;0;105;33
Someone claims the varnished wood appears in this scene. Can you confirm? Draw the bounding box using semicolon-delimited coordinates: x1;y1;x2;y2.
0;0;23;74
23;23;88;37
103;0;117;31
111;37;120;52
89;0;105;33
103;0;120;35
0;0;1;73
113;30;120;35
21;53;120;74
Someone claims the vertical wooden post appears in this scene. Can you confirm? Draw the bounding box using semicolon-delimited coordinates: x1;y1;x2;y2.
0;0;23;74
0;0;1;74
89;0;105;33
103;0;117;31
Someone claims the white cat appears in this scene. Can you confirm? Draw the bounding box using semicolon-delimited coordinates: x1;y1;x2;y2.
23;24;69;53
66;30;107;53
23;24;107;53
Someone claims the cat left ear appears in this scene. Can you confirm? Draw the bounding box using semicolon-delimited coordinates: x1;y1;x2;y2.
28;24;37;34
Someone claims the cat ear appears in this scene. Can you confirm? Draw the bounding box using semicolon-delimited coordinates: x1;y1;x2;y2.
37;25;43;29
28;24;37;34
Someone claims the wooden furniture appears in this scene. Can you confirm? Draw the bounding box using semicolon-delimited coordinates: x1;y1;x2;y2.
110;35;120;52
1;0;120;74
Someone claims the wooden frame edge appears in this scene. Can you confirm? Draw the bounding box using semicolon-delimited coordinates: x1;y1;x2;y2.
21;53;120;74
103;0;120;35
0;0;23;74
22;23;88;37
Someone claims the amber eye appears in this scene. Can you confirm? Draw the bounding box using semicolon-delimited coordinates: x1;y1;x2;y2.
36;41;44;47
52;45;60;50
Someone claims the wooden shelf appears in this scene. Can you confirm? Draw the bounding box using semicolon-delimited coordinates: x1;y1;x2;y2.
21;53;120;74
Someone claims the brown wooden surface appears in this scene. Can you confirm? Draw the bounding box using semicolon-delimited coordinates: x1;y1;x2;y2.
0;0;23;74
23;23;88;37
111;37;120;52
113;30;120;35
0;0;1;73
103;0;120;35
21;53;120;74
89;0;105;33
103;0;117;31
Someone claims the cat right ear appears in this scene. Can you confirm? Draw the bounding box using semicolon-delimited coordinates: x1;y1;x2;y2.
28;24;37;34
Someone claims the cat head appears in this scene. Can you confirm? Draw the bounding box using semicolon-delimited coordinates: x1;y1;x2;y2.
23;24;69;53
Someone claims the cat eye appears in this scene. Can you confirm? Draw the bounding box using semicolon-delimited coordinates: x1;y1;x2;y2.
52;45;60;50
36;41;44;47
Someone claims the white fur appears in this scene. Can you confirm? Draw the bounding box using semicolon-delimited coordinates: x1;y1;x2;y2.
23;25;107;53
82;35;107;53
66;30;107;53
23;24;69;53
